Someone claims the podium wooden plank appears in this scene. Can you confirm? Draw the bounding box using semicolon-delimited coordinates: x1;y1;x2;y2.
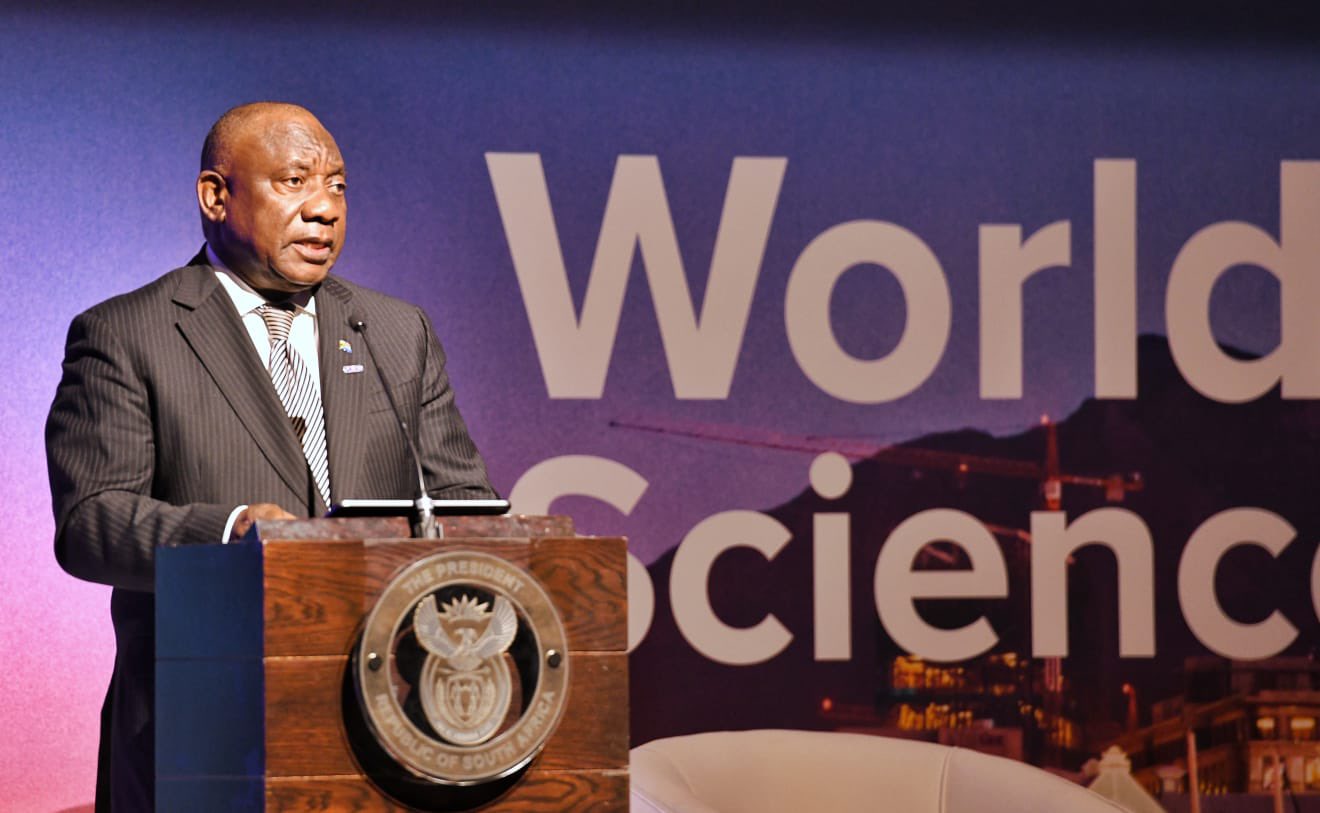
264;540;367;657
538;653;629;771
496;770;629;812
266;655;356;777
529;537;627;652
266;776;402;812
265;770;628;812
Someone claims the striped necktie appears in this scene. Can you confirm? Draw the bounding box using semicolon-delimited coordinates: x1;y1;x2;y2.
259;303;331;506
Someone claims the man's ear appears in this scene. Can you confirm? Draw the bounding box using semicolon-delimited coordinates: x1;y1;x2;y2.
197;170;227;223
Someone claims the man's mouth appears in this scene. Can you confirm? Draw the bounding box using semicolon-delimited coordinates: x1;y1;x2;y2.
292;238;333;263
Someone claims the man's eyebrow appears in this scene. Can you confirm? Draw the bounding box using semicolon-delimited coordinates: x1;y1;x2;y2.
275;160;345;176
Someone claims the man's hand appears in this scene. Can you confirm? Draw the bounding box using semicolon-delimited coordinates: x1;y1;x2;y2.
230;502;296;540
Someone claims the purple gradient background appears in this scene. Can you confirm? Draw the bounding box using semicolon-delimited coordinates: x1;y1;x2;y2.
2;5;1312;809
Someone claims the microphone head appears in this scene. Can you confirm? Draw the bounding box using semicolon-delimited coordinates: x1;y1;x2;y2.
348;313;366;332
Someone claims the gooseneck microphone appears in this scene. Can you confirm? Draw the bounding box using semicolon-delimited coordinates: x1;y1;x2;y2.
348;313;438;538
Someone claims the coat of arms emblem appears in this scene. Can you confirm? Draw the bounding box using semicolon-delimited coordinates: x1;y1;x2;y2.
413;593;518;745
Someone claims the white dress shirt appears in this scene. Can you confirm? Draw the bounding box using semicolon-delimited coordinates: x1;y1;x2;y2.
207;244;321;372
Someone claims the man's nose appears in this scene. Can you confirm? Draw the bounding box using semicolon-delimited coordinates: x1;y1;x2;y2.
302;183;343;223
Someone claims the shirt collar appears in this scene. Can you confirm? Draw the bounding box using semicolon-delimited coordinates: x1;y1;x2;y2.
206;243;317;316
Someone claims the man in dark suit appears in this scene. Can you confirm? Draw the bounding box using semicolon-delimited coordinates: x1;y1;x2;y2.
45;102;495;811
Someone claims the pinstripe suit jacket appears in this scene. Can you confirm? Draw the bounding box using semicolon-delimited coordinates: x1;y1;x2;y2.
45;252;494;810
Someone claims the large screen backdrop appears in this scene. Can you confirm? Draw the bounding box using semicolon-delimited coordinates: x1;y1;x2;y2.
3;4;1318;809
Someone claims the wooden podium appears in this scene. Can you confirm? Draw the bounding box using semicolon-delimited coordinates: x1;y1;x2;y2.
155;515;629;812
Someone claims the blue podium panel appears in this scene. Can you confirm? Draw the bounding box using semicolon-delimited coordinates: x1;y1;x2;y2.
156;657;265;777
157;540;266;807
157;539;263;660
157;777;264;812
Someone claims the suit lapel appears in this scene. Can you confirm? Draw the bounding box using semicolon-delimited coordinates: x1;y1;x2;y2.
316;277;368;503
171;262;311;502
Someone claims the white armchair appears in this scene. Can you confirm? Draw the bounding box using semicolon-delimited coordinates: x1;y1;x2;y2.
631;730;1127;813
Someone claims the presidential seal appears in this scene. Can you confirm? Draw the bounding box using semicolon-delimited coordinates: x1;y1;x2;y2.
415;593;516;746
353;551;569;787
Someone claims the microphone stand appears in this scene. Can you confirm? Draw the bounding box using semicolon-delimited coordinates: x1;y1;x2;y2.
350;316;439;539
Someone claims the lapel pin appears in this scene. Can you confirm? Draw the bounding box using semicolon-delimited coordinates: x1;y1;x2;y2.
338;339;353;354
342;364;364;374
